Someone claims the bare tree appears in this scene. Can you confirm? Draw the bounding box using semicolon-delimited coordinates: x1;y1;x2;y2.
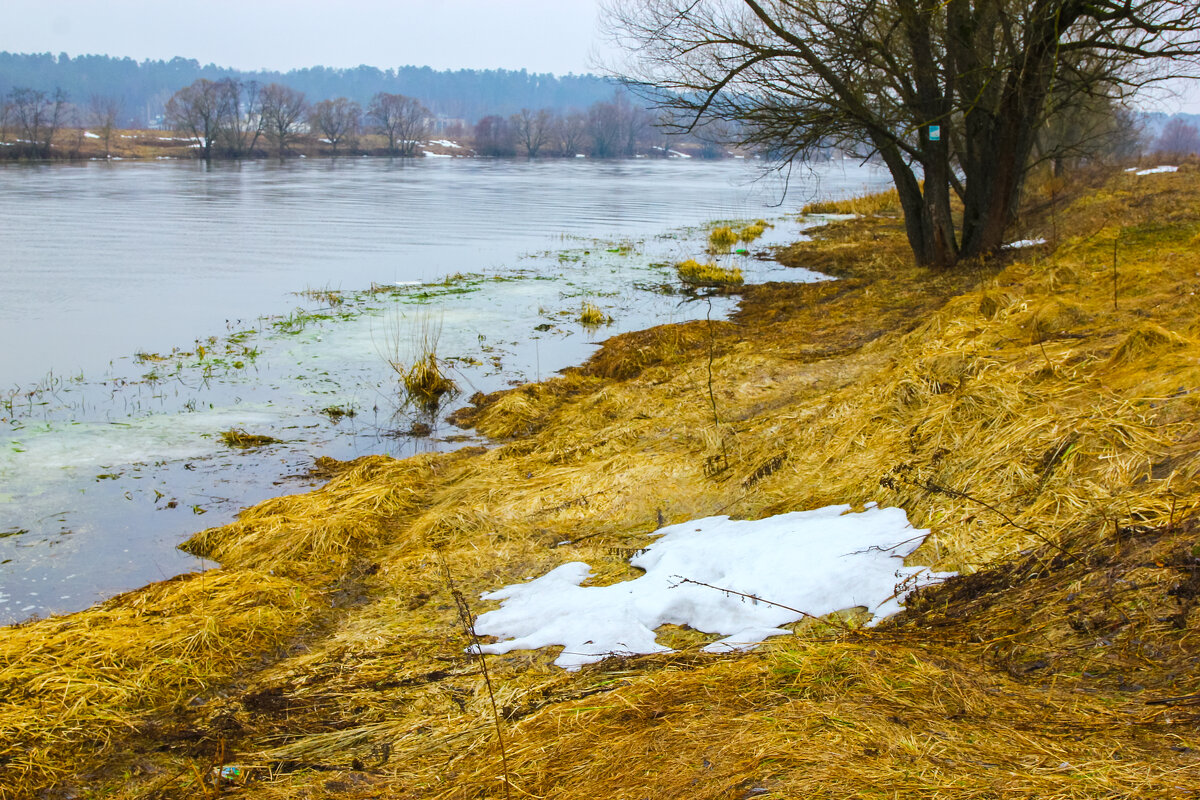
88;94;122;158
367;92;429;156
511;108;554;157
260;83;308;158
310;97;362;155
588;101;625;158
215;79;266;158
473;115;517;156
1155;117;1200;156
165;79;228;161
557;109;589;156
8;87;68;159
606;0;1200;267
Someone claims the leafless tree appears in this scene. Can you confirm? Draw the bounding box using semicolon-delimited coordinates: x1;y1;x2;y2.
88;94;122;158
310;97;362;154
588;101;625;157
606;0;1200;266
511;108;554;157
367;92;429;156
1155;117;1200;156
557;110;589;156
215;79;266;158
8;87;68;159
473;115;517;156
260;83;308;158
165;79;228;161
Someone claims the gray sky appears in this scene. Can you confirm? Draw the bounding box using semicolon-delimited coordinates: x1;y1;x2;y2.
2;1;1197;112
0;1;611;75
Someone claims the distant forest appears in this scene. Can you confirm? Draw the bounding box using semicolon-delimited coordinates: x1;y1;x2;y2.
0;52;621;127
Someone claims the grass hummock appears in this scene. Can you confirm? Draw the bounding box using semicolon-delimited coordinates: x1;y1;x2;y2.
676;258;744;288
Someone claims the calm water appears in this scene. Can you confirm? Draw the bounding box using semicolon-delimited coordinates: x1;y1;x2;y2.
0;157;890;623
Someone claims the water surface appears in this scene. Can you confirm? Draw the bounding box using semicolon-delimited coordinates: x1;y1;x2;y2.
0;157;891;623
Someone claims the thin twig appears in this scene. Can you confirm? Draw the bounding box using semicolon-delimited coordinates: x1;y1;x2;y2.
883;472;1083;566
671;576;853;631
437;555;512;800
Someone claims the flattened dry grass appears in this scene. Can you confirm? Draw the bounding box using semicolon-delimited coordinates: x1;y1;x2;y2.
7;165;1200;799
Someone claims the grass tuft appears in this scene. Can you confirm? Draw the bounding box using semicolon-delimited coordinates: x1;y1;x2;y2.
676;258;744;288
707;226;739;253
579;301;612;326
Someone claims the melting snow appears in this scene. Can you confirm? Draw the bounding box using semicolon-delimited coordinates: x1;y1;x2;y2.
1003;237;1048;249
473;504;951;670
1135;165;1178;176
423;151;453;158
428;139;462;149
83;131;100;139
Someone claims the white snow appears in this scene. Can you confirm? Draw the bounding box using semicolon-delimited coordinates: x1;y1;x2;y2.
1003;237;1048;249
83;131;100;139
1135;165;1178;176
428;139;462;149
473;504;951;670
422;150;452;158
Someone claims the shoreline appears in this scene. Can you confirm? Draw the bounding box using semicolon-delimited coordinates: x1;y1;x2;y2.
4;166;1200;797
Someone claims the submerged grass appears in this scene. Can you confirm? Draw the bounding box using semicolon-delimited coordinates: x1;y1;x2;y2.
7;164;1200;799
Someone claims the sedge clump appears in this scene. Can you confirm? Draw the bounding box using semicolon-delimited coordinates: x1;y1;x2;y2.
676;258;744;288
402;353;459;412
579;301;612;326
707;226;739;253
738;222;767;243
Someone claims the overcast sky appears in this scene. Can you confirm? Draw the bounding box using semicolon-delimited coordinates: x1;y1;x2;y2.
2;1;1197;112
0;0;612;76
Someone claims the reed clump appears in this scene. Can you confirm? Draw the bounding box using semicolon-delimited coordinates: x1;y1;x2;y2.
707;225;739;252
737;222;767;243
676;258;744;288
579;301;612;326
8;166;1200;799
402;352;459;409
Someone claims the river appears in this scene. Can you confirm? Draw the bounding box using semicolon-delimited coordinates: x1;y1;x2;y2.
0;156;891;624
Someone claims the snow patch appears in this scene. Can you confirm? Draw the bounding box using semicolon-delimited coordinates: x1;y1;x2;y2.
1003;237;1048;249
1135;165;1178;176
428;139;462;149
422;151;452;158
473;504;951;670
83;131;100;139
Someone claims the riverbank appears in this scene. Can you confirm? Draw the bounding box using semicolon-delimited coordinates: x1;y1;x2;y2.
3;165;1200;798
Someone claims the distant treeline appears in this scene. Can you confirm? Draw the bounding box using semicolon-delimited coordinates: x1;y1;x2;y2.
0;52;620;126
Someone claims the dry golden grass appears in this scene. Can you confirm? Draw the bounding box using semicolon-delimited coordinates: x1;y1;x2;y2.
6;166;1200;799
802;187;902;216
579;300;612;326
707;226;739;253
676;258;744;288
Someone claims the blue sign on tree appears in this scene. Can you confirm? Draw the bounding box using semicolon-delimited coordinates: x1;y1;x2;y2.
929;125;942;142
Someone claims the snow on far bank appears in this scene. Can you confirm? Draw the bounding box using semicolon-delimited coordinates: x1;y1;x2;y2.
428;139;462;149
423;151;453;158
473;504;952;670
1003;237;1048;249
83;131;100;139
